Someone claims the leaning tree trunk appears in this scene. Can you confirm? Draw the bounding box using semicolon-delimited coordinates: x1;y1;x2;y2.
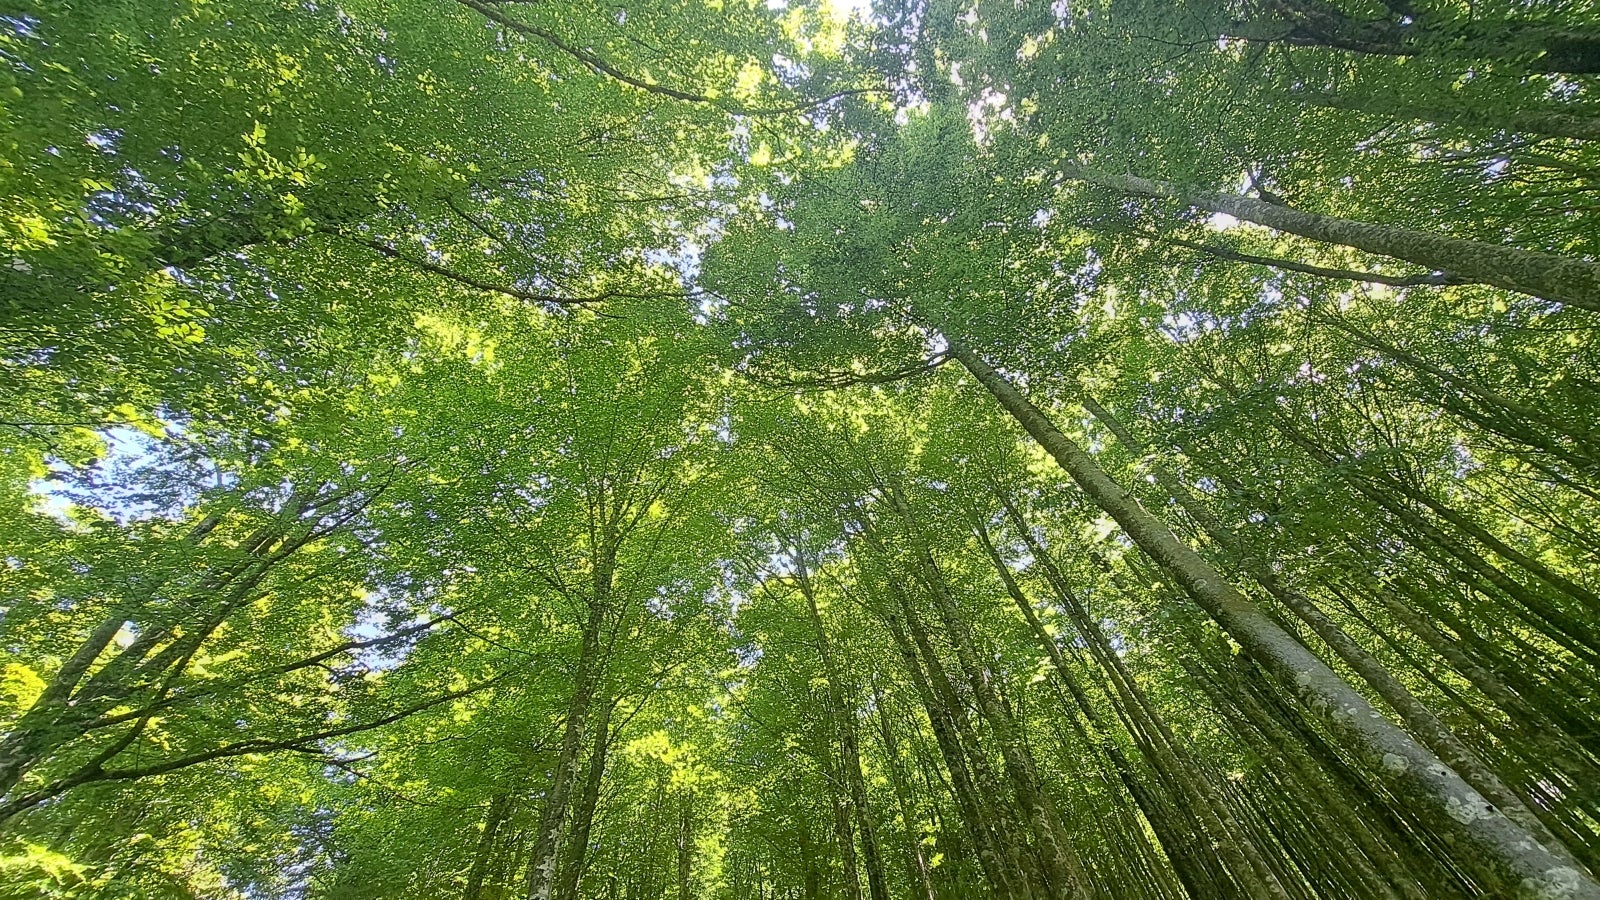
974;508;1291;900
886;493;1089;899
1060;162;1600;311
1079;394;1588;871
945;338;1600;900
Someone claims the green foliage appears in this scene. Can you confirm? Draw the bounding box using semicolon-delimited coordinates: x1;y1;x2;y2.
2;0;1598;897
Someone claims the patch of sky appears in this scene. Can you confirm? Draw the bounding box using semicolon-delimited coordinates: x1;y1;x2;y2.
771;53;812;87
822;0;875;21
86;130;121;152
32;425;228;525
1;14;39;40
343;587;439;673
1160;308;1223;343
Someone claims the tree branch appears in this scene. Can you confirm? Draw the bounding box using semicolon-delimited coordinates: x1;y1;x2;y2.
0;677;504;822
744;353;951;391
82;615;456;731
1148;231;1468;288
353;237;697;308
456;0;880;115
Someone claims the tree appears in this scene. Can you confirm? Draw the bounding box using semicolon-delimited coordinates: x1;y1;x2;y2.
5;0;1599;896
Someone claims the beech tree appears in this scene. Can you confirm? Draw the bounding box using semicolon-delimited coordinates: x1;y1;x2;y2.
3;0;1598;897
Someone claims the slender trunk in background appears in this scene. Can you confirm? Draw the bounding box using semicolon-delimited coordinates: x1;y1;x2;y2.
800;818;823;900
1264;415;1600;665
973;507;1288;900
975;512;1191;897
892;569;1056;899
1183;653;1424;900
467;791;517;900
879;597;1027;900
1014;518;1292;900
819;730;866;900
791;548;891;900
676;791;694;900
887;490;1088;899
873;685;939;900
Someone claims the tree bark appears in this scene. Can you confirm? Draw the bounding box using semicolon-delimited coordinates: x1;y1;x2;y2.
1061;162;1600;311
467;791;517;900
946;338;1600;899
553;695;615;900
525;555;613;900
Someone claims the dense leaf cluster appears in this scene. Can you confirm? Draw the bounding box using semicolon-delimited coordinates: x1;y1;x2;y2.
2;0;1598;898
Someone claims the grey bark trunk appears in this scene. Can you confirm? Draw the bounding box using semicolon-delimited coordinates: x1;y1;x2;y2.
1061;162;1600;311
525;565;612;900
947;339;1600;900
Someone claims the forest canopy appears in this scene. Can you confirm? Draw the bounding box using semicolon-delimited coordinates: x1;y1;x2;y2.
3;0;1600;898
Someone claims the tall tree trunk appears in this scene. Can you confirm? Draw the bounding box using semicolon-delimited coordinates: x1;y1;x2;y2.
974;505;1289;900
873;685;940;900
883;504;1087;899
976;519;1194;898
1305;90;1600;143
1184;653;1426;900
553;695;616;900
820;733;866;900
1059;162;1600;311
1078;394;1588;870
791;546;892;900
677;790;694;900
946;338;1600;899
467;791;517;900
878;593;1029;900
525;552;614;900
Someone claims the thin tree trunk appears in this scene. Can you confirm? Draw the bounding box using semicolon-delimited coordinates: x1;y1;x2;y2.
974;504;1284;900
873;685;940;900
792;547;892;900
879;594;1028;900
677;790;694;900
467;791;517;900
887;494;1088;899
